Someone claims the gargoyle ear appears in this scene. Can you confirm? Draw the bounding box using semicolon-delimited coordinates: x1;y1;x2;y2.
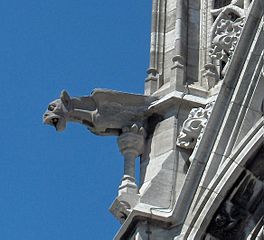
60;90;72;111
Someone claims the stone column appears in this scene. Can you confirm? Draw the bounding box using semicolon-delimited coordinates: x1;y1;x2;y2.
117;124;145;196
170;0;188;92
110;124;145;222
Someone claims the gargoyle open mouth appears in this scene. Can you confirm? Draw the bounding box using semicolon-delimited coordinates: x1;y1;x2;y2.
51;117;59;127
43;114;66;131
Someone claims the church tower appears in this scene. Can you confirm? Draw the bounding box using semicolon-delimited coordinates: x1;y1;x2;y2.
44;0;264;239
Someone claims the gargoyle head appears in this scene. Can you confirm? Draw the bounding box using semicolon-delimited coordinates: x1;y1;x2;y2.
43;90;72;131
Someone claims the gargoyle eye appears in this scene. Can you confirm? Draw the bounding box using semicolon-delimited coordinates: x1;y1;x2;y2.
48;104;55;111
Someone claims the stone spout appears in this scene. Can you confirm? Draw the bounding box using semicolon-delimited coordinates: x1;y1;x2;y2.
43;88;157;136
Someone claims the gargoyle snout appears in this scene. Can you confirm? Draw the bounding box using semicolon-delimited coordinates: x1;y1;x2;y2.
43;112;66;131
43;111;53;123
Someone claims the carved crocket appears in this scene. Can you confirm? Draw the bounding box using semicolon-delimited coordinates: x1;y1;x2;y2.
176;102;215;149
43;89;156;136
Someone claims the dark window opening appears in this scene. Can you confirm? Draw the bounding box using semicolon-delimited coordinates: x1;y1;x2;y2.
214;0;232;9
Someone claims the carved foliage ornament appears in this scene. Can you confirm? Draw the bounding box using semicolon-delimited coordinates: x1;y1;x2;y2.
210;17;245;63
176;102;215;149
209;1;246;77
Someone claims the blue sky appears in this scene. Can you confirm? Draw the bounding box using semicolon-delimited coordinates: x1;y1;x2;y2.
0;1;151;239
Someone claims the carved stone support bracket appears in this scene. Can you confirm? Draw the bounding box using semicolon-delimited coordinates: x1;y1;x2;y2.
43;89;155;223
110;124;145;222
117;124;145;196
176;102;215;149
109;198;135;223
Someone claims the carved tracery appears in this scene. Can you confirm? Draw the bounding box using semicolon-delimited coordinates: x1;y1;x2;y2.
209;17;245;77
209;2;245;78
199;0;248;88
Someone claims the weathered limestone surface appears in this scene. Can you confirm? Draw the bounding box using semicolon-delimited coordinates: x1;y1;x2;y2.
43;0;263;239
43;89;156;135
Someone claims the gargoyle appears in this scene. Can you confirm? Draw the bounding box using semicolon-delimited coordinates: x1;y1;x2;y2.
207;201;247;240
43;89;156;136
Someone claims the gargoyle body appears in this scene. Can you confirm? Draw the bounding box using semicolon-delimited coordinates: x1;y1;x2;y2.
43;89;156;136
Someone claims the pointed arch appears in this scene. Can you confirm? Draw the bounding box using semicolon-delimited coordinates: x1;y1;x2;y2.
184;118;264;239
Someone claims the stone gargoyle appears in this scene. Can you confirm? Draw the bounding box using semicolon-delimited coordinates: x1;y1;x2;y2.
43;89;157;136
